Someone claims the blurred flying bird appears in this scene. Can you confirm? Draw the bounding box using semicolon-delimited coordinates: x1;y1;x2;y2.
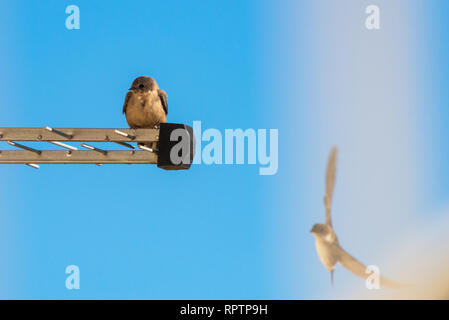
311;147;402;288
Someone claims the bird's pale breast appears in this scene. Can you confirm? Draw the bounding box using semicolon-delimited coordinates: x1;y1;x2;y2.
315;238;339;271
125;91;166;128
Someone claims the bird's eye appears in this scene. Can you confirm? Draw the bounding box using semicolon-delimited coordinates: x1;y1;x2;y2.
139;84;144;89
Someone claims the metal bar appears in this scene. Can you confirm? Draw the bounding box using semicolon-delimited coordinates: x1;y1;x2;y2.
44;126;73;139
0;128;158;142
138;144;157;153
114;141;135;149
114;129;136;140
0;150;157;164
8;141;42;155
80;143;107;155
49;141;78;151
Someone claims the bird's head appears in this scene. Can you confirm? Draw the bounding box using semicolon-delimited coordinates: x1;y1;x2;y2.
129;76;157;92
310;223;332;238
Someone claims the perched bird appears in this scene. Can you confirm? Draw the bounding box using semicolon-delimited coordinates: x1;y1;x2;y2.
311;147;402;288
123;76;167;150
123;76;168;129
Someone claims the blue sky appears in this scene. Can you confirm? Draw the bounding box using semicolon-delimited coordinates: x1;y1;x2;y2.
1;1;449;299
0;0;272;299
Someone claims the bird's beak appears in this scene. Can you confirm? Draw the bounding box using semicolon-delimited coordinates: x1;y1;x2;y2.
128;87;135;91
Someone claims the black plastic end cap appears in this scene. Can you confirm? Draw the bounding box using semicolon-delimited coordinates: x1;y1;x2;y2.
157;122;195;170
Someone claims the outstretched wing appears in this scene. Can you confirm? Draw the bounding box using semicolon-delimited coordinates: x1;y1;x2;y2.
122;91;132;114
324;147;338;226
158;89;168;115
336;244;404;289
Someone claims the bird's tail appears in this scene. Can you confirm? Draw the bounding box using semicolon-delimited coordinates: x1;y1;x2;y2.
330;270;334;287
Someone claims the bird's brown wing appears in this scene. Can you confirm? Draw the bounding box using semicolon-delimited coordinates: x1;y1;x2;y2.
123;91;132;114
324;147;338;226
336;244;366;278
336;244;404;289
158;89;168;115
